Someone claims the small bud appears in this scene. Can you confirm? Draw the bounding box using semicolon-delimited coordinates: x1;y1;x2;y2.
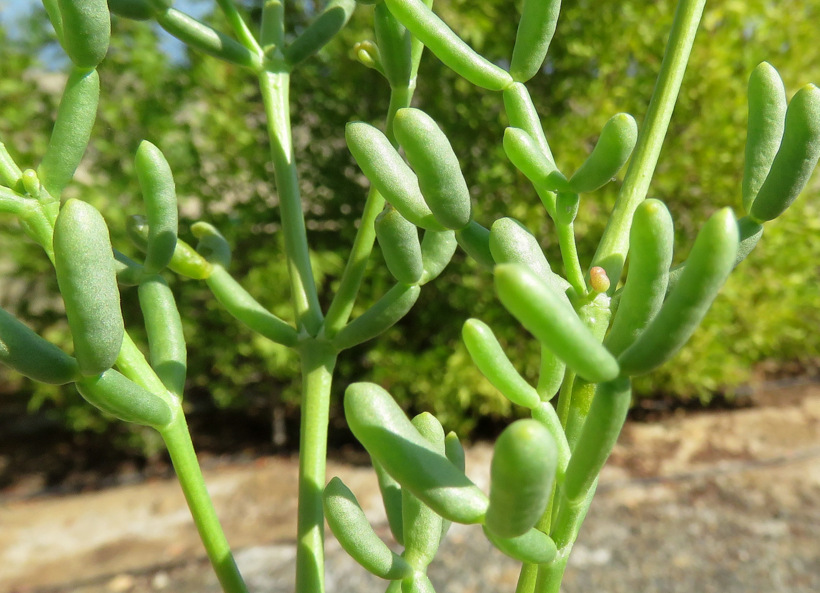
589;266;610;293
353;40;383;73
21;169;40;198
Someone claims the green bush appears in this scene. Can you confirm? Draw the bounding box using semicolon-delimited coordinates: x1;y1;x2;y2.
1;1;818;445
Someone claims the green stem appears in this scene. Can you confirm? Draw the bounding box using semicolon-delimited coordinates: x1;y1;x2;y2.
323;187;385;338
0;141;22;188
161;413;249;593
515;564;539;593
563;379;595;449
409;0;435;82
555;370;575;430
324;85;415;337
590;0;707;287
115;333;242;591
20;202;57;264
42;0;63;42
295;341;337;593
530;487;594;593
216;0;263;54
0;187;28;216
384;85;415;145
116;331;169;395
535;553;570;593
258;68;323;335
555;221;585;295
261;0;285;50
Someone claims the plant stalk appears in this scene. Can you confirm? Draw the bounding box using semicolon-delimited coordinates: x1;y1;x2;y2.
0;141;22;188
258;67;324;336
295;341;338;593
161;413;249;593
216;0;263;54
591;0;707;287
556;220;586;295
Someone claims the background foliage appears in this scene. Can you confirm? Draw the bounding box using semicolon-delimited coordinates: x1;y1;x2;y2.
1;0;818;448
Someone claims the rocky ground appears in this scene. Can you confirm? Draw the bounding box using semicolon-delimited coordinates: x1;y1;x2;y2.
2;381;819;593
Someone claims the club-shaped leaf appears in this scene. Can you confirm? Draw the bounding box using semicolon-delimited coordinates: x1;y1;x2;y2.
344;382;489;524
0;307;79;385
484;419;557;538
53;199;124;376
394;108;472;230
605;199;674;356
462;318;540;409
618;208;738;376
562;377;631;503
569;113;637;193
742;62;787;213
494;264;619;383
323;477;414;580
403;413;444;569
748;84;820;222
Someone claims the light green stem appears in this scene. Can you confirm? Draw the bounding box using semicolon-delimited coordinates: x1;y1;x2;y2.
590;0;707;287
161;413;249;593
535;554;570;593
295;341;337;593
556;221;585;295
409;0;435;81
258;68;323;335
42;0;63;42
0;187;28;216
515;564;539;593
0;142;22;188
116;331;169;395
323;187;385;338
555;370;575;430
261;0;285;50
216;0;263;54
324;85;415;337
20;202;58;264
536;484;597;593
115;333;243;591
384;84;415;145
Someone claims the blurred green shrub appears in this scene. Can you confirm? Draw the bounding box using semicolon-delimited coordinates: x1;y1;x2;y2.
1;0;818;445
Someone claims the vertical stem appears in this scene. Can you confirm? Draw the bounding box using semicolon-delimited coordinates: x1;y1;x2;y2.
258;7;334;592
556;371;576;430
515;564;539;593
564;380;596;449
259;68;324;335
261;0;285;50
536;484;597;593
161;413;249;593
535;555;569;593
591;0;707;286
384;85;415;145
295;341;337;593
555;221;586;295
409;0;435;80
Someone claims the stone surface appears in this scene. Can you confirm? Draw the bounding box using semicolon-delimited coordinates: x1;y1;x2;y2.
2;383;819;593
